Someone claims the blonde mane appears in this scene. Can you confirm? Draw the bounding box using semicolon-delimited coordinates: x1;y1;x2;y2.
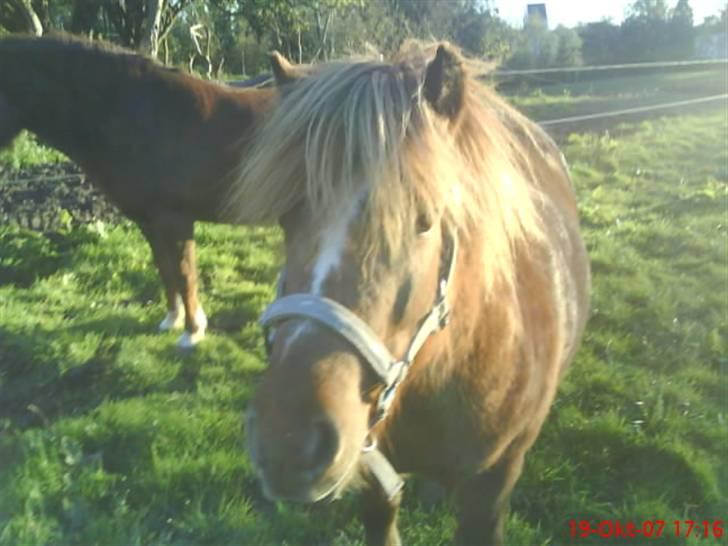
230;42;550;294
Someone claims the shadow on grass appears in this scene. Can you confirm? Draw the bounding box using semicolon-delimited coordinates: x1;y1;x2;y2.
210;300;264;333
0;229;65;287
0;317;199;430
0;325;123;429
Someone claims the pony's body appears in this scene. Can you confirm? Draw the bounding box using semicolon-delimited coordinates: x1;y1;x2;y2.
0;35;276;345
383;124;588;488
235;44;590;546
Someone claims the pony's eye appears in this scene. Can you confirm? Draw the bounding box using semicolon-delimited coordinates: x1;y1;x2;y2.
416;211;434;235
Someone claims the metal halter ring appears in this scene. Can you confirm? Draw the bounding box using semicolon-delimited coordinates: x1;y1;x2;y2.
362;433;378;453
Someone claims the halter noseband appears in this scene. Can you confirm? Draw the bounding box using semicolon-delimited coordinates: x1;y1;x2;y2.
258;230;458;499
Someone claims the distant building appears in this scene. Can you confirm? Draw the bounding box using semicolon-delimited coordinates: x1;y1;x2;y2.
526;3;548;28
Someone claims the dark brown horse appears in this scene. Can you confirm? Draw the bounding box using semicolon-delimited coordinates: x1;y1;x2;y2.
0;34;284;347
231;43;590;545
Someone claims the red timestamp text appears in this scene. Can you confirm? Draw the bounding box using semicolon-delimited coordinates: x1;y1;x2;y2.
569;519;724;540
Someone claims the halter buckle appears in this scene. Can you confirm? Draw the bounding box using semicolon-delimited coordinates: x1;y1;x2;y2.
436;297;450;329
435;278;451;329
373;360;406;423
362;433;378;452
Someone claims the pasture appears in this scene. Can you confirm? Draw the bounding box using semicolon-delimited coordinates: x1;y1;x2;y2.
1;85;726;544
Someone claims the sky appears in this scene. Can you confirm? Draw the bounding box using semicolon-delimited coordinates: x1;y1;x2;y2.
495;0;727;28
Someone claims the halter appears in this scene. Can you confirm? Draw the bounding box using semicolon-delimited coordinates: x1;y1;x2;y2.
259;229;458;500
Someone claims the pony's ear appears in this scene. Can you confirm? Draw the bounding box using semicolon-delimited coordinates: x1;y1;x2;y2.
423;44;465;120
270;51;300;86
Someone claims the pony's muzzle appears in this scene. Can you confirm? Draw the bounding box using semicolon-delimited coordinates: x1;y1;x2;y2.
301;418;340;476
246;409;344;502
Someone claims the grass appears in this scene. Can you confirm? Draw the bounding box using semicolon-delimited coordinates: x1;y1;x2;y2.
1;109;726;543
0;132;67;173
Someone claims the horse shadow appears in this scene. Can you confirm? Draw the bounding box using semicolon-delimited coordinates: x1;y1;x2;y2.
0;312;197;430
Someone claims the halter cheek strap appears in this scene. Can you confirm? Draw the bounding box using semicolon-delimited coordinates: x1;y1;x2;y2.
259;232;458;500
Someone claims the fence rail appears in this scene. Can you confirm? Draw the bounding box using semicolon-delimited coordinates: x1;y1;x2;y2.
493;58;728;77
539;93;728;126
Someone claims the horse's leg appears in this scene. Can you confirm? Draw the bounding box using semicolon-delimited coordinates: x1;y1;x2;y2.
176;235;207;348
359;482;403;546
140;221;184;332
453;450;525;546
140;216;206;346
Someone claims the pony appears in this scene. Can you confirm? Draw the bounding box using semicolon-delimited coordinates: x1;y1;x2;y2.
0;34;289;347
231;43;590;545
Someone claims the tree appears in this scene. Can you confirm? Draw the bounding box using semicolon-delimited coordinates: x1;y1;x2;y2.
553;25;582;66
140;0;165;57
578;20;621;65
451;6;514;60
669;0;694;58
508;16;557;68
70;0;102;37
629;0;669;20
620;0;671;61
65;0;192;58
0;0;49;35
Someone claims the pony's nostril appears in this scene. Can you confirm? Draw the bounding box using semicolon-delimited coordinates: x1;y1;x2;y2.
302;419;340;473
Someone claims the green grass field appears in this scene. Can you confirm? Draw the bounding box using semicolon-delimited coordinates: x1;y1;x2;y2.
1;103;726;544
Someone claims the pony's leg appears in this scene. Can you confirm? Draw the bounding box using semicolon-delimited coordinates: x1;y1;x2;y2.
359;483;403;546
176;237;207;348
140;222;185;332
453;451;525;546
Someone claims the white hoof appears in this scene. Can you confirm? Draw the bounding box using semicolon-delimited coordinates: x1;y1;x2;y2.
195;307;208;332
159;309;184;331
177;307;207;349
177;329;205;349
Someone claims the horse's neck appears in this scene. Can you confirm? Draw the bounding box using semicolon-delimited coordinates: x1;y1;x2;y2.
24;107;90;166
0;57;85;158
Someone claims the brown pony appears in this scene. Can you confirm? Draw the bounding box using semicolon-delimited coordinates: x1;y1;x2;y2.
0;34;286;347
231;43;590;545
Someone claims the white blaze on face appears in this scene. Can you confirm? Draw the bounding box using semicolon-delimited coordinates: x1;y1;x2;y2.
280;190;367;357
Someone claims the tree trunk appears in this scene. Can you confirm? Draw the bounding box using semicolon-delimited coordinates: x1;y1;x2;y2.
313;8;333;61
15;0;43;35
37;0;50;31
329;11;335;58
70;0;101;36
140;0;165;58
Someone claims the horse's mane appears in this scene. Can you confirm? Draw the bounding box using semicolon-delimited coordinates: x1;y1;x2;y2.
230;42;549;294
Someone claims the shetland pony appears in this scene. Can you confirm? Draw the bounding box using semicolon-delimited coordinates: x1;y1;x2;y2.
0;35;288;347
231;43;590;545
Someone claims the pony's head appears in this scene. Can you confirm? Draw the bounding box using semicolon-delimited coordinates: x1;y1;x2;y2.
235;43;543;502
